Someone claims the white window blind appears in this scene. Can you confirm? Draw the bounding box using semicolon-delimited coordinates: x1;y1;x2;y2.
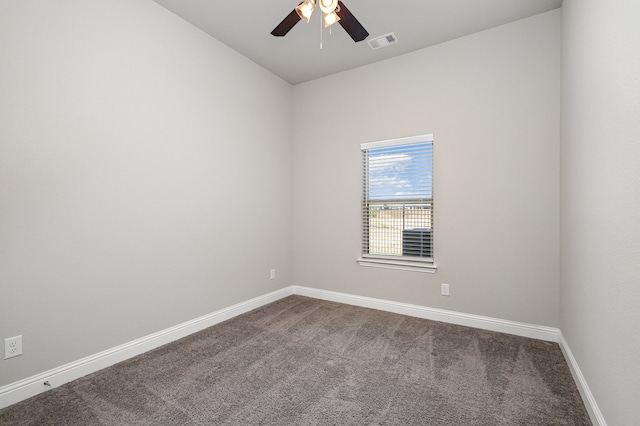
359;135;435;272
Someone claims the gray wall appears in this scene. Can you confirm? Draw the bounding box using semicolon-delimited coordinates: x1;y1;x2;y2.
0;0;292;387
560;1;640;424
292;11;561;327
6;3;636;424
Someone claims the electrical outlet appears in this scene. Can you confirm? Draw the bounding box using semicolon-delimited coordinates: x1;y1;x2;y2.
5;335;23;359
441;283;450;296
270;269;276;280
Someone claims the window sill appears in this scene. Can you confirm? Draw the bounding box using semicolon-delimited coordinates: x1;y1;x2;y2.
356;257;437;273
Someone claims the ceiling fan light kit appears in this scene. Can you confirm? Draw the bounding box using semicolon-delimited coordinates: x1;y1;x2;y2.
318;0;338;13
272;0;369;42
295;0;316;23
324;10;340;27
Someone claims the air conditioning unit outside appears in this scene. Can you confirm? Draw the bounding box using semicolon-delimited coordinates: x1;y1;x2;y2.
402;228;432;258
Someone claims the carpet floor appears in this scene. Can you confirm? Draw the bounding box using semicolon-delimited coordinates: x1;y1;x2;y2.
0;295;591;425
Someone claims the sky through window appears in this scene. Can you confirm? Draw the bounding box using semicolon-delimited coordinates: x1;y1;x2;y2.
367;142;433;200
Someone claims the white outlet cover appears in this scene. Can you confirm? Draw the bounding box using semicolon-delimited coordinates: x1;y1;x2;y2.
5;335;23;359
441;283;450;296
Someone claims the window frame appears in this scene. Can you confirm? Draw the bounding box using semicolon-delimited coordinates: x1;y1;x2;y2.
357;134;437;273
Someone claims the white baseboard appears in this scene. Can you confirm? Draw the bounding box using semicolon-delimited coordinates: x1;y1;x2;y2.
558;332;607;426
292;286;560;342
0;287;293;410
4;284;601;423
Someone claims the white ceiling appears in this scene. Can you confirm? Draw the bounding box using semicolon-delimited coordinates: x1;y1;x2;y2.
152;0;562;85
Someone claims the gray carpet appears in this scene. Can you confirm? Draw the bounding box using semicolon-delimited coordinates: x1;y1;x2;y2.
0;295;591;425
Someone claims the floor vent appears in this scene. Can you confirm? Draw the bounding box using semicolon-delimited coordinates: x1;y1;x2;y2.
367;32;398;50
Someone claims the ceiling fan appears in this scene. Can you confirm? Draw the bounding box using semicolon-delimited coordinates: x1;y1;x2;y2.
271;0;369;42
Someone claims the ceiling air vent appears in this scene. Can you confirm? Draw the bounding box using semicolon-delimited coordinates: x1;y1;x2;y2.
367;32;398;50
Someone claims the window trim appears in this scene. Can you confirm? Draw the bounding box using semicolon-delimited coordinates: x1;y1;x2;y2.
356;255;438;273
358;134;437;273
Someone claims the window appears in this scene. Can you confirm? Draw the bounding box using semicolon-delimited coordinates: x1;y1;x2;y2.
358;134;436;273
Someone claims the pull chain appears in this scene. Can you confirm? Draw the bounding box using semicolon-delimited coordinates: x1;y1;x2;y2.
320;11;323;49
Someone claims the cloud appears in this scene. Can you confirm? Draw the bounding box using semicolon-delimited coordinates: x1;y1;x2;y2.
368;154;412;172
370;175;411;188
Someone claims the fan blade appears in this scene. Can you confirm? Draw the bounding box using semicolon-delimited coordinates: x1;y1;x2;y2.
336;1;369;42
271;9;301;37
